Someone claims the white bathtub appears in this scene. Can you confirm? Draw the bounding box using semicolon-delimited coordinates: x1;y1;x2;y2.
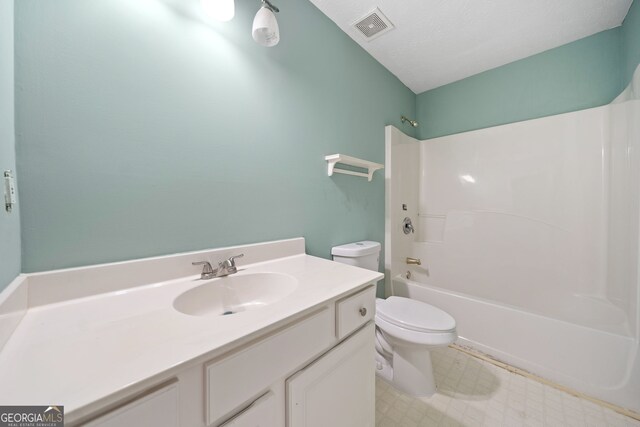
392;274;640;412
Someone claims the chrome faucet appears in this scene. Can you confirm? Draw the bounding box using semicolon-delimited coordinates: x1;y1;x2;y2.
216;254;244;277
192;254;244;280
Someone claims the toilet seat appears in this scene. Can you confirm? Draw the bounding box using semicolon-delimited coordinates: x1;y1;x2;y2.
376;297;456;333
376;315;457;347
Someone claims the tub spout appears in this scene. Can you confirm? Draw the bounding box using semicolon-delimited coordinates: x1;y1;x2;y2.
406;257;421;265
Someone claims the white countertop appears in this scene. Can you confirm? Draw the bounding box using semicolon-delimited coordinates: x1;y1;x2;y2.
0;239;383;422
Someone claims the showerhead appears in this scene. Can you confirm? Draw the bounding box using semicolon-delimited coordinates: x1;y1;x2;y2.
401;115;418;127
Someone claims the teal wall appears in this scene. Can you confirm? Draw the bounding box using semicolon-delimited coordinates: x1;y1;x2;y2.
15;0;415;281
0;0;20;291
416;29;623;139
623;0;640;85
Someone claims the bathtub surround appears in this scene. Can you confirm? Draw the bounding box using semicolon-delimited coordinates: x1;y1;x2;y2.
386;70;640;411
0;0;20;292
14;0;415;282
417;0;640;139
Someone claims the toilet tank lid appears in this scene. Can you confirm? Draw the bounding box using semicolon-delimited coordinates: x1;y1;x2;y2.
331;241;381;257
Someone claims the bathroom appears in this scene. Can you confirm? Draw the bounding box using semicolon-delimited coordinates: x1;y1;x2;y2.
0;0;639;426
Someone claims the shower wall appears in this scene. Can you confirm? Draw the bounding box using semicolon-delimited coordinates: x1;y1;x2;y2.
414;100;639;337
417;104;632;334
607;99;640;335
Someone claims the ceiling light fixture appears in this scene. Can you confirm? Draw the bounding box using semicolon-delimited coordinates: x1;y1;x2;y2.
201;0;235;22
252;0;280;47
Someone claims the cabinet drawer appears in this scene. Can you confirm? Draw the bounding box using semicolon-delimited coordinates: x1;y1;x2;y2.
84;382;178;427
335;285;375;339
206;307;333;426
220;392;277;427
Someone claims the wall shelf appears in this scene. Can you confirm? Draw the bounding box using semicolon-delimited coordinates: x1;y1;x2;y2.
325;154;384;182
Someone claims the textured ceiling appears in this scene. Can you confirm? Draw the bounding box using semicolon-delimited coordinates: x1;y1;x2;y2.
308;0;633;94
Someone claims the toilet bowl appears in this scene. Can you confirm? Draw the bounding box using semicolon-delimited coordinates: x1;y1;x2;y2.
375;296;457;397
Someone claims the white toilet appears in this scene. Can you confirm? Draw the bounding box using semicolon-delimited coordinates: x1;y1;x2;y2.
332;241;457;397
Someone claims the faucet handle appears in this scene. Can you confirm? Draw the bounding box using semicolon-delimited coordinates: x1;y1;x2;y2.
192;261;215;279
219;253;242;270
222;253;244;269
192;260;213;271
228;254;244;265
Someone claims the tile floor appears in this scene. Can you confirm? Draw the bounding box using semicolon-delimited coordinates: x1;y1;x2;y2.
375;346;640;427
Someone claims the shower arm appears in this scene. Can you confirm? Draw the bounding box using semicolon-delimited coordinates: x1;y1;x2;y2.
401;115;419;127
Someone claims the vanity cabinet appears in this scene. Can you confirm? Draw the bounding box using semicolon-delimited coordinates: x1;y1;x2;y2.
204;285;376;427
76;284;376;427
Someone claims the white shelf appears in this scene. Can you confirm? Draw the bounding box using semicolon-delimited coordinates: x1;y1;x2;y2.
325;154;384;182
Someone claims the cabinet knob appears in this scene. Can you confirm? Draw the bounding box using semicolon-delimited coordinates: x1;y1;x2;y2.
359;307;367;317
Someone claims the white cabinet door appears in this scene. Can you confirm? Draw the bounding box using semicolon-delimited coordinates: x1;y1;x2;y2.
286;323;375;427
84;382;178;427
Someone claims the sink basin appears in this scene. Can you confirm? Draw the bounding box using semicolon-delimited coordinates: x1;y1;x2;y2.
173;273;298;317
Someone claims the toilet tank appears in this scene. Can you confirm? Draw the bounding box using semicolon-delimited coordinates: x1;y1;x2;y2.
331;241;381;272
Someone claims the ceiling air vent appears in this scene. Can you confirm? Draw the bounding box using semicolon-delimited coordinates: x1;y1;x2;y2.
352;8;394;41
